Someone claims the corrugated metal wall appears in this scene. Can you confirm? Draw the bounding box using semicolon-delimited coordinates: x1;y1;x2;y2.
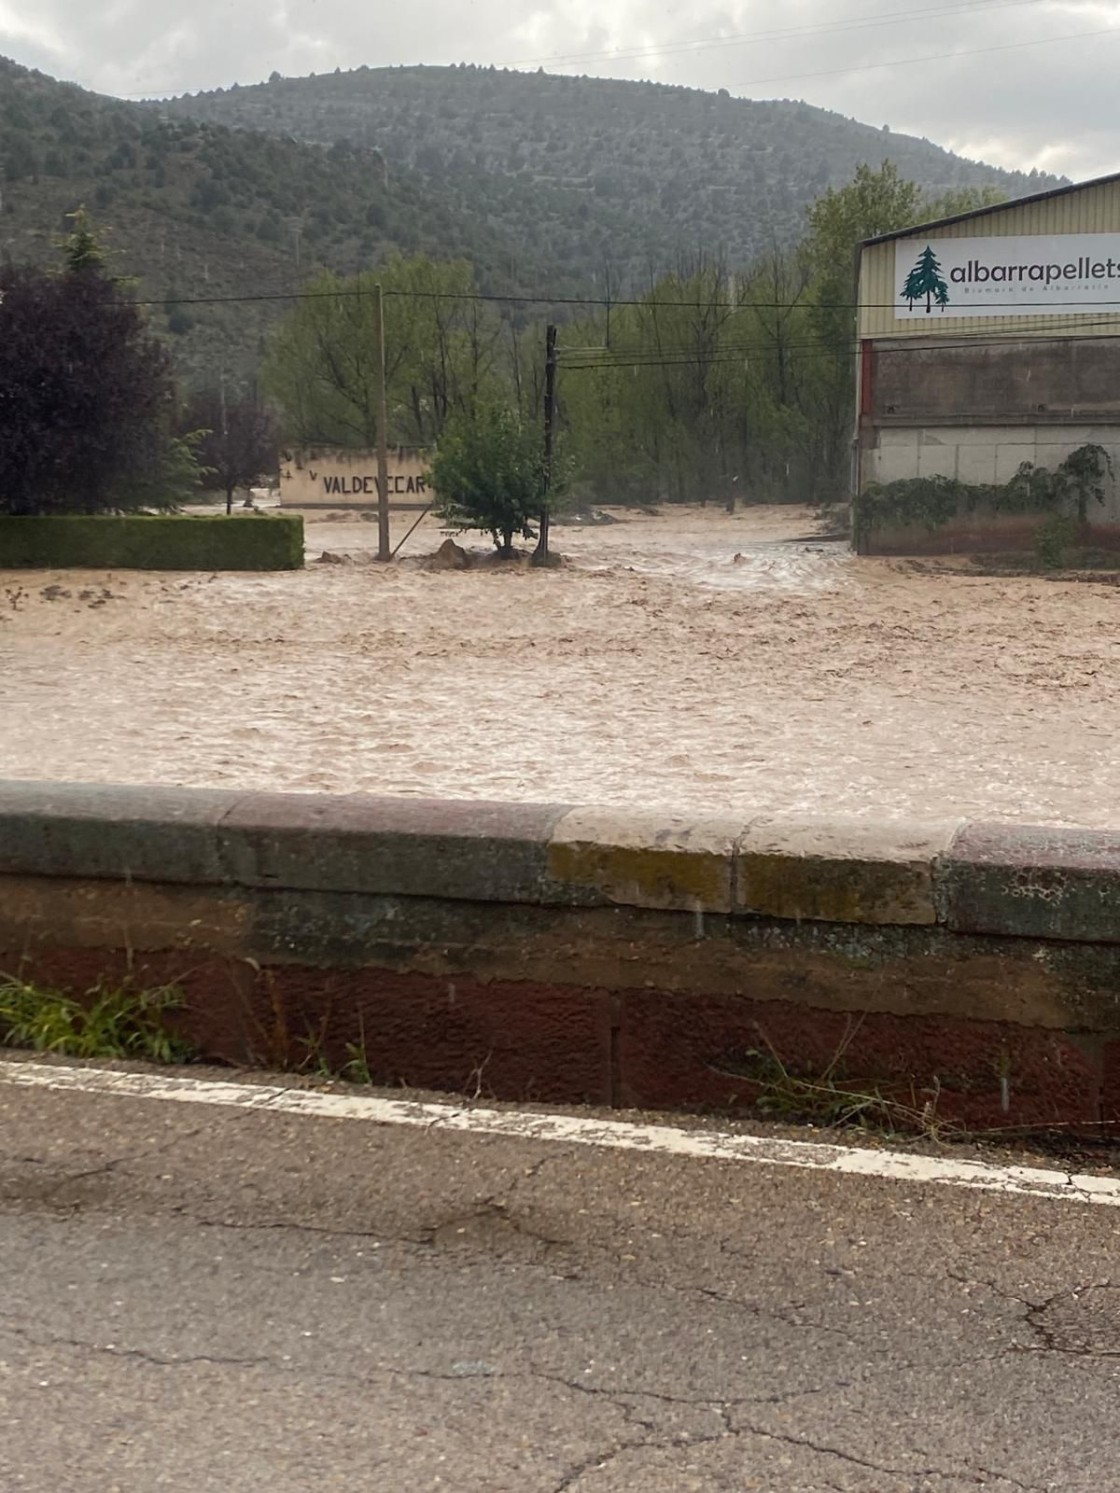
859;176;1120;341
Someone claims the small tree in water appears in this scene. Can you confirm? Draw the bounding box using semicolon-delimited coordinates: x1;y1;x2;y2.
430;404;551;558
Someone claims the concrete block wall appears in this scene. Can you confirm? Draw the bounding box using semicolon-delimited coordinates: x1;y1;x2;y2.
859;425;1120;555
3;781;1120;1129
865;425;1120;500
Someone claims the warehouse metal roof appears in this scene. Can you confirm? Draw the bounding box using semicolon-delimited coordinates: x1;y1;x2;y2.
861;169;1120;247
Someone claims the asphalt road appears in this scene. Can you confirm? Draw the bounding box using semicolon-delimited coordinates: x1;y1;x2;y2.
2;1067;1119;1491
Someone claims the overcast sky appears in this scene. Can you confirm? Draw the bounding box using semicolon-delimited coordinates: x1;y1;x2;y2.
2;0;1117;181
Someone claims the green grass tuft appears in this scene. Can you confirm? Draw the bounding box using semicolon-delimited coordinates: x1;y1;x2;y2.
0;973;194;1064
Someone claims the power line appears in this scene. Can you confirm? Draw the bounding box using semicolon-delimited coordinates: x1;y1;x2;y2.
563;334;1120;367
556;320;1120;370
560;328;1120;362
110;0;1057;101
132;286;596;309
707;19;1120;89
507;0;1056;73
134;283;1120;315
560;318;1120;353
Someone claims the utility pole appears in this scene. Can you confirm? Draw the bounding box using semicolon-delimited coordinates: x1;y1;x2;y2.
533;323;558;567
220;371;231;515
372;282;392;562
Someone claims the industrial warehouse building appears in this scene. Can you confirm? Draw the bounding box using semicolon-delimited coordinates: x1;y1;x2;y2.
854;172;1120;554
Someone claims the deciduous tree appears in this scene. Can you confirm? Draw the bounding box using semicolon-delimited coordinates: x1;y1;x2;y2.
183;387;278;511
261;257;504;449
803;163;927;500
429;404;551;557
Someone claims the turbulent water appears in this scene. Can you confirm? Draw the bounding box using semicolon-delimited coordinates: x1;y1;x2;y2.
4;505;1119;826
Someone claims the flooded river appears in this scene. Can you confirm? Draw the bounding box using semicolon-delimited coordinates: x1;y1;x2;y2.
3;505;1119;826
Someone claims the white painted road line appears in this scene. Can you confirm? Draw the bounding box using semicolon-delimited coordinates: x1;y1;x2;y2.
1;1058;1117;1208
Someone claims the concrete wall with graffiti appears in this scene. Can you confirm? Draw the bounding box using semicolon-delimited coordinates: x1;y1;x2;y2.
280;447;432;509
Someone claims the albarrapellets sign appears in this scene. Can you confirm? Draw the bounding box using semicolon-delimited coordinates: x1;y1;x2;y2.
893;233;1120;319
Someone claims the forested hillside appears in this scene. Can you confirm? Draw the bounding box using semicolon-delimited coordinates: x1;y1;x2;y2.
0;57;552;384
0;54;1067;389
159;64;1065;291
0;54;1073;505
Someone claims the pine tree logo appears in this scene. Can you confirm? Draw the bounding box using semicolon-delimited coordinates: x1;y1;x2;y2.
901;245;950;313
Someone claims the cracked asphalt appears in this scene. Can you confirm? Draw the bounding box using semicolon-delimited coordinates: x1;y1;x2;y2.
2;1076;1120;1491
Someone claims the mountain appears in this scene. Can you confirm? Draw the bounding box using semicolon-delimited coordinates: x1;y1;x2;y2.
156;64;1067;293
0;56;1068;391
0;57;549;386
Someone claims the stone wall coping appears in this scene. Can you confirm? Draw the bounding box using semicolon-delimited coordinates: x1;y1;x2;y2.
3;780;1120;940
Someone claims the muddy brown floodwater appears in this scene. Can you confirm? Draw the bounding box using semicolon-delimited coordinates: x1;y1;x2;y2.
3;504;1119;826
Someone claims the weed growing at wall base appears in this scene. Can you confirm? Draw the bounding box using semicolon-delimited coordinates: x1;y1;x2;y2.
0;973;194;1064
717;1023;958;1141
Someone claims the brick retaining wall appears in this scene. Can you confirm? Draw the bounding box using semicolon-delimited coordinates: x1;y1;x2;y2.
2;781;1119;1128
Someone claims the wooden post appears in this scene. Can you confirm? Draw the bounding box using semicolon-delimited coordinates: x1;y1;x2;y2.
220;371;231;516
533;323;558;567
373;282;392;562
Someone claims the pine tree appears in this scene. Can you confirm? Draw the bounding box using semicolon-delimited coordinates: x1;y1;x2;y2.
0;221;185;515
60;207;106;274
902;263;925;309
901;244;950;313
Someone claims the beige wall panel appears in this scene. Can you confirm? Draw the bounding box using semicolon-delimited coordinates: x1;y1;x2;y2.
859;178;1120;340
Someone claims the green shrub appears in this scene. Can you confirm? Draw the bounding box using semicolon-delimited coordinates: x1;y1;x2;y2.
852;473;983;548
1033;514;1081;570
0;513;303;570
0;973;193;1064
430;403;564;558
853;445;1114;550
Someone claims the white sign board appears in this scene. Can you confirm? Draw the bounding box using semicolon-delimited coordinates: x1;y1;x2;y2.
279;447;431;508
893;234;1120;320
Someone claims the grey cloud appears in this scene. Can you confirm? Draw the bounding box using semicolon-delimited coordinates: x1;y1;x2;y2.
0;0;1115;178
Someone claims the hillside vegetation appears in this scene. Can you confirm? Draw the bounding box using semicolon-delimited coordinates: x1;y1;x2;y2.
0;57;548;384
0;53;1069;451
158;64;1064;292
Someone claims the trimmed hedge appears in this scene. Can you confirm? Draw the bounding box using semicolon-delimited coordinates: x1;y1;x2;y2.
0;514;304;571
